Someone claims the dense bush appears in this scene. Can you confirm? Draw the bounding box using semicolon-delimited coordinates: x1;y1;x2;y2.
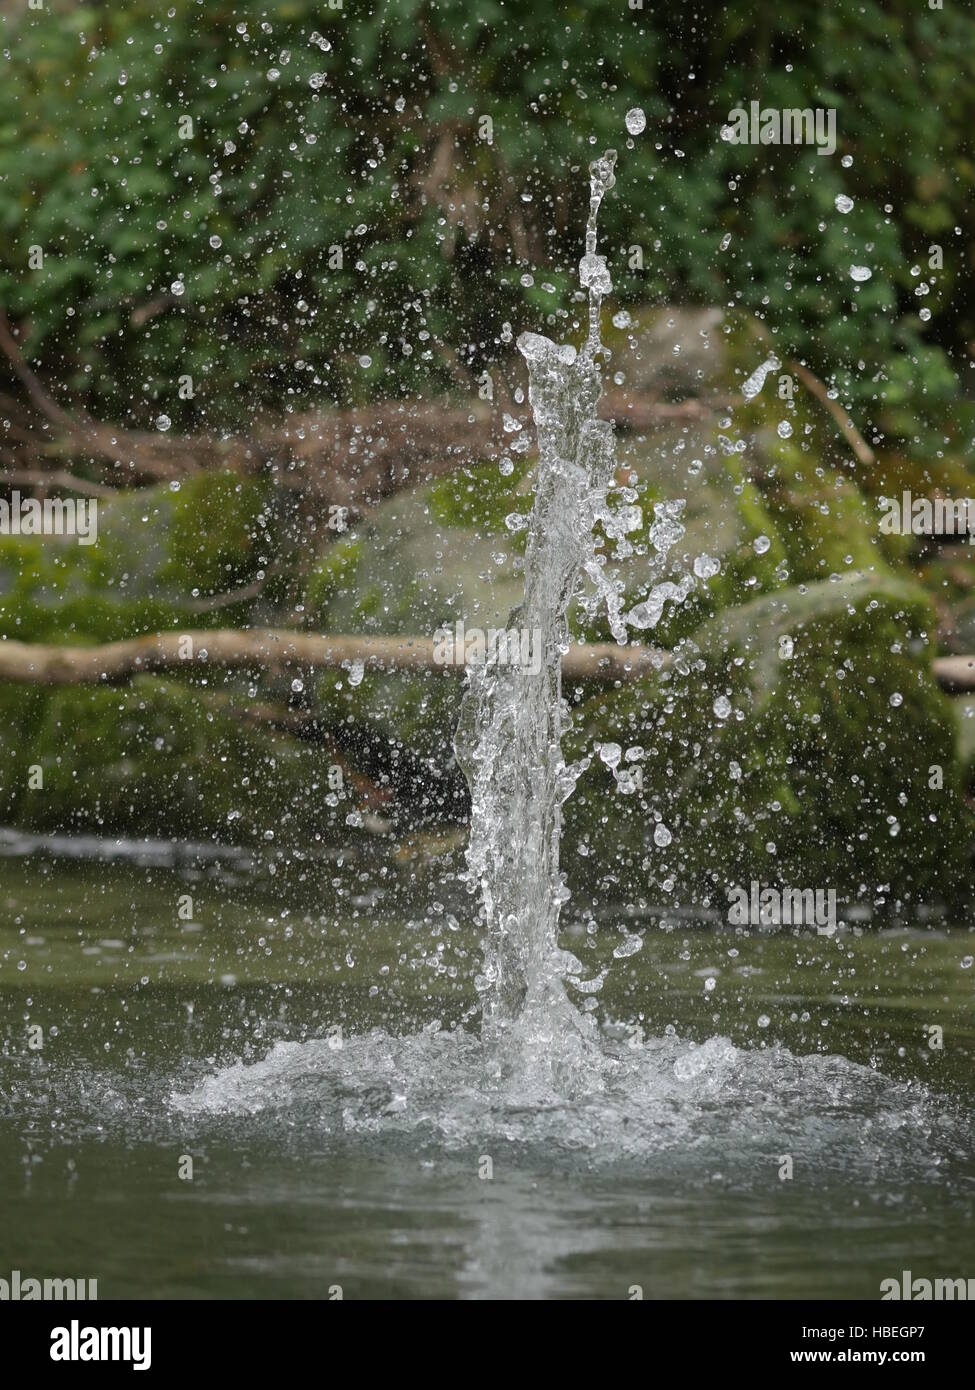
0;0;972;450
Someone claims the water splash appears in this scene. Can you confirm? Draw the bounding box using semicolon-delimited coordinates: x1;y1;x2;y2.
454;152;623;1093
170;157;974;1189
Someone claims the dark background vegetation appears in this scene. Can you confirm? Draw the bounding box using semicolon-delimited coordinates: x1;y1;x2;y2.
0;0;973;912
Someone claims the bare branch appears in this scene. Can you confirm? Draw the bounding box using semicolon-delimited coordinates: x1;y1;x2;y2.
0;629;670;685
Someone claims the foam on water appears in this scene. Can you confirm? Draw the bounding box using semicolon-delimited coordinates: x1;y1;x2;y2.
174;1025;966;1181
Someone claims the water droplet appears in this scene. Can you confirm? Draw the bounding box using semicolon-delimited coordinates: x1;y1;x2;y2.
694;554;720;580
841;154;853;168
741;354;780;401
849;265;872;282
209;234;222;250
653;823;672;847
753;534;771;554
889;692;903;707
776;420;793;439
155;414;171;432
598;742;622;769
713;696;732;720
834;194;854;214
291;679;304;694
625;107;646;136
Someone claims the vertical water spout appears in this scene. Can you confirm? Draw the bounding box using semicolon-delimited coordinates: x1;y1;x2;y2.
455;151;620;1088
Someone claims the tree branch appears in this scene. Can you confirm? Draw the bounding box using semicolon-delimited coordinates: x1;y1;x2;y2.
0;629;967;700
0;629;670;685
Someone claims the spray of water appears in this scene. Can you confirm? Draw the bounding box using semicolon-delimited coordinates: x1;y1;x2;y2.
454;151;623;1093
176;152;964;1184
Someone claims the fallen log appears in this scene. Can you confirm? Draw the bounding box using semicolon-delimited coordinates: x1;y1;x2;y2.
0;629;670;685
1;305;718;512
0;628;970;691
931;656;975;693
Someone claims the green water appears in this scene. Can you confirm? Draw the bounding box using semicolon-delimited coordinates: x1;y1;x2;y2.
0;849;972;1300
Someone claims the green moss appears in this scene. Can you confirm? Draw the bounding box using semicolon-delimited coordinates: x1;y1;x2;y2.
564;574;973;909
0;685;52;822
305;536;363;624
0;486;205;643
17;676;346;845
163;470;270;595
428;458;532;537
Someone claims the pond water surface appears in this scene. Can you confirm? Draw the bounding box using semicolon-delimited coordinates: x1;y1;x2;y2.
1;847;972;1299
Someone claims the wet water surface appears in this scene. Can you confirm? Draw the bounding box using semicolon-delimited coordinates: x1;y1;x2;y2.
1;854;972;1299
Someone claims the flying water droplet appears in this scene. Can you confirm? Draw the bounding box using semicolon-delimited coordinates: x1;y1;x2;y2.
741;354;781;401
598;742;622;770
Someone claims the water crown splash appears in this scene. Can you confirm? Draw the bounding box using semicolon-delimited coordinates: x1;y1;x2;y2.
455;150;624;1091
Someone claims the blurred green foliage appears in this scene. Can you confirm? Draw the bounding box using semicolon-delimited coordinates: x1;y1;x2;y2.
0;0;972;450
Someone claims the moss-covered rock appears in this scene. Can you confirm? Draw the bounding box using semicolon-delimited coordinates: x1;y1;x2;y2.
13;676;347;846
0;686;52;824
163;469;272;596
0;470;278;646
563;573;973;911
